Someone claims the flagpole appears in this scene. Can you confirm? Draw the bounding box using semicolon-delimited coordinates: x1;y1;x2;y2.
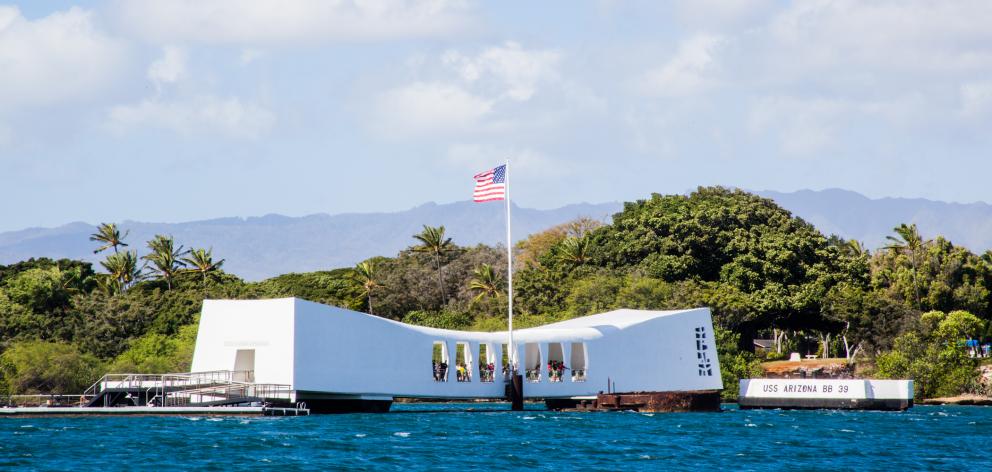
505;159;515;372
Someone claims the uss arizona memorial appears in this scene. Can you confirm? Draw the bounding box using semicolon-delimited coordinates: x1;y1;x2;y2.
190;298;725;412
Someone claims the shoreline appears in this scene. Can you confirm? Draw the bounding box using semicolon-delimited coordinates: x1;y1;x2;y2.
919;394;992;406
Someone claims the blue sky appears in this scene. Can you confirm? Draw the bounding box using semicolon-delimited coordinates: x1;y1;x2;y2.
1;1;991;231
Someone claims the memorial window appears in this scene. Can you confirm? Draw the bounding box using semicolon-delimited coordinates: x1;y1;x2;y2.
547;343;565;382
570;342;587;382
432;341;449;382
525;343;542;382
479;344;495;383
455;342;472;382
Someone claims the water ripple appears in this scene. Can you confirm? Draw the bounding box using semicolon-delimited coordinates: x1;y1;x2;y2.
0;404;990;469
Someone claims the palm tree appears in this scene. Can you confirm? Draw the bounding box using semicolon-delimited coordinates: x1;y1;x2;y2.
90;223;129;254
181;248;225;288
413;225;453;306
100;250;142;294
885;223;924;309
558;236;589;265
351;260;383;315
94;274;121;296
142;235;187;290
845;239;867;258
469;264;503;306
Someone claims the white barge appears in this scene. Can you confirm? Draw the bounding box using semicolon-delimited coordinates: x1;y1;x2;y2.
739;378;914;411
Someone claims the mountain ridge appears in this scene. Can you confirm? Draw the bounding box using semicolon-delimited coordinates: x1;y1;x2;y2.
0;201;622;281
6;189;992;281
755;188;992;253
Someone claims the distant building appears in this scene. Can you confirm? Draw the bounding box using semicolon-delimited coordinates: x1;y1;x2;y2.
191;298;724;412
753;338;775;355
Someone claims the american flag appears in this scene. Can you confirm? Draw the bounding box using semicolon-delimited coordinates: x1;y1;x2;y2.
473;165;506;202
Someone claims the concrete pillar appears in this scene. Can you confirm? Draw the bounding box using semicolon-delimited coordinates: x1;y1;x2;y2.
514;343;523;376
563;342;572;383
444;341;453;382
538;343;548;383
467;341;479;381
493;343;504;382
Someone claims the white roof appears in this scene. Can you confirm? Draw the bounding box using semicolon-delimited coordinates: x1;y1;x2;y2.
523;308;704;331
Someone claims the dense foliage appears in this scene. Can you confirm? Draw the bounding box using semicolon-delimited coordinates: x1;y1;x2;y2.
0;187;989;400
874;310;983;398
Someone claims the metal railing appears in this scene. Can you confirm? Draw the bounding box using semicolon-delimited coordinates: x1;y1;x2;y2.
81;370;289;407
2;394;85;407
162;381;292;407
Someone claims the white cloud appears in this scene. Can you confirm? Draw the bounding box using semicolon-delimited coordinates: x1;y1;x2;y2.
0;6;128;108
148;46;187;91
108;96;275;138
114;0;474;44
373;82;492;136
767;0;992;72
446;144;558;176
748;95;925;156
634;34;725;97
0;123;11;147
239;48;266;65
442;41;560;101
960;82;992;118
749;97;841;156
674;0;776;29
372;42;564;137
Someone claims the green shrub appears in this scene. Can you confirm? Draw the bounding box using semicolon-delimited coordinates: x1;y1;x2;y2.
0;341;105;395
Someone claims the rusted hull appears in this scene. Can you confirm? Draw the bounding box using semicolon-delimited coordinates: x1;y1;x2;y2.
547;390;722;413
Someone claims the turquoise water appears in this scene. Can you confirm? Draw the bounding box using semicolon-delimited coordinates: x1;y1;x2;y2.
2;404;990;470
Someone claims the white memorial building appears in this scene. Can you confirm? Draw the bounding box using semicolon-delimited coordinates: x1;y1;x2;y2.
191;298;724;412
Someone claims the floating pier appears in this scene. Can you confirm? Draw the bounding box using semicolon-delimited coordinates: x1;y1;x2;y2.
738;378;914;411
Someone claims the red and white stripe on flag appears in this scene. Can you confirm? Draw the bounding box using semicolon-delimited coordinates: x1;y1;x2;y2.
473;164;506;202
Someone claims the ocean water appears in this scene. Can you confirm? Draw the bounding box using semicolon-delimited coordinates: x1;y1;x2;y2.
1;404;990;470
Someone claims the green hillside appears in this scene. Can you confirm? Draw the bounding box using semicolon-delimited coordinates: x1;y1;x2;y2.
1;187;988;401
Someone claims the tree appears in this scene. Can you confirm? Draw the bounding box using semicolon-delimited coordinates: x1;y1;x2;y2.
255;268;363;310
468;263;502;310
565;274;623;316
351;260;383;315
875;310;984;398
109;324;198;374
0;341;104;395
557;236;590;265
571;187;849;338
412;225;454;306
516;217;603;269
885;223;925;309
143;235;187;290
181;248;225;288
89;223;129;254
100;251;142;294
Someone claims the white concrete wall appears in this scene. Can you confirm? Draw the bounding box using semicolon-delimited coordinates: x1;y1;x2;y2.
866;380;914;400
292;299;507;398
190;299;296;387
192;298;725;399
740;379;914;400
524;308;724;397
